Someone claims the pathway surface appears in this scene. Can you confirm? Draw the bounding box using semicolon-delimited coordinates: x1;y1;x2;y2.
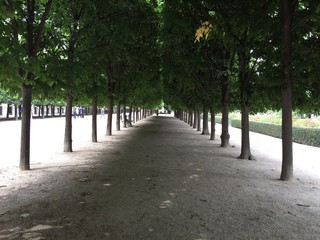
1;115;320;239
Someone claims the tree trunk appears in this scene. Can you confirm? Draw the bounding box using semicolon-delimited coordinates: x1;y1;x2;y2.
129;104;133;123
186;111;189;123
136;108;139;122
116;100;121;131
220;76;230;147
181;110;184;121
19;85;32;170
6;103;10;118
19;0;53;169
123;100;127;128
134;107;137;123
197;109;201;131
41;105;45;119
238;103;254;160
107;95;114;136
201;107;210;135
237;49;254;160
92;95;98;143
64;93;73;152
14;104;18;120
210;106;215;140
193;110;197;129
189;110;193;126
280;0;295;181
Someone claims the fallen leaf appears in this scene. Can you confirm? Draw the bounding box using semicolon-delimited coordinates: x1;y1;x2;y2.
297;204;310;207
21;213;30;218
77;177;90;182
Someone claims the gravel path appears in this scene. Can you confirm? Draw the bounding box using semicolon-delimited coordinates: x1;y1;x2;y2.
1;115;320;239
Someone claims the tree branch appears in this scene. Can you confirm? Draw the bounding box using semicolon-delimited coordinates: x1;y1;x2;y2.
34;0;53;55
216;3;241;43
27;0;35;57
77;43;111;55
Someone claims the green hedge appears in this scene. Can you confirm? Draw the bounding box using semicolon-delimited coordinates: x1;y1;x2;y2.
215;117;320;147
292;127;320;147
231;119;283;139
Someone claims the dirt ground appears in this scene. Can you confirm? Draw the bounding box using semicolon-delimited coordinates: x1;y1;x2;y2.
1;115;320;240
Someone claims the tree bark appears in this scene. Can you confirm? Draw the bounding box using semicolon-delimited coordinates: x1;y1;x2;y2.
19;84;32;170
210;106;215;140
197;109;201;131
136;108;139;122
189;110;193;126
41;105;45;119
238;103;254;159
92;95;98;143
181;110;184;121
107;95;114;136
14;104;18;120
220;76;230;147
280;0;295;181
201;107;210;135
6;103;10;118
129;104;133;123
237;49;254;160
64;93;73;152
116;100;121;131
193;109;197;129
123;100;127;128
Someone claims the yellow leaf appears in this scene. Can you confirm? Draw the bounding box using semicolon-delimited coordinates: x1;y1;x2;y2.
194;21;213;43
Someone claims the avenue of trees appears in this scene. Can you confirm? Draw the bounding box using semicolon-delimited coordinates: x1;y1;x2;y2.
160;0;319;181
0;0;319;181
0;0;162;170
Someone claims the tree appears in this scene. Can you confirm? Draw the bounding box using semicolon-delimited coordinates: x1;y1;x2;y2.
47;0;98;151
279;0;296;181
1;0;54;170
